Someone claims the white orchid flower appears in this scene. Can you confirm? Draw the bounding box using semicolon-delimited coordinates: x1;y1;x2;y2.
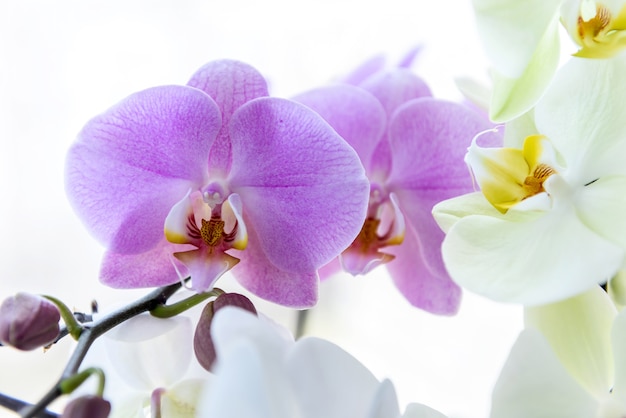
491;287;626;418
473;0;626;121
433;56;626;306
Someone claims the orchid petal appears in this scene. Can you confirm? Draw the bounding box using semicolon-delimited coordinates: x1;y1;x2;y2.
387;98;499;197
340;248;395;276
285;337;379;418
292;84;387;172
211;307;294;368
432;192;504;234
441;203;623;306
317;257;343;281
159;379;205;418
525;287;617;397
65;85;220;253
198;340;296;418
233;222;319;308
403;404;448;418
386;99;498;278
472;0;561;77
611;309;626;398
104;314;192;391
360;68;432;117
575;176;626;250
535;55;626;181
100;238;189;288
174;249;240;293
489;17;561;122
365;379;401;418
342;54;387;85
385;219;462;315
491;329;599;418
223;193;247;250
164;190;197;245
187;60;269;175
228;97;369;274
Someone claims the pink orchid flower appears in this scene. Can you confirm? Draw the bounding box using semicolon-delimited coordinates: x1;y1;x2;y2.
65;60;369;308
294;69;500;314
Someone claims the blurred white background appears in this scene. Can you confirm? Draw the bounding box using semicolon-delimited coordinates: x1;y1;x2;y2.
0;1;522;417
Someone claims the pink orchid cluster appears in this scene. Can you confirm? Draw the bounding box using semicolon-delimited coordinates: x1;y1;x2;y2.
64;58;495;314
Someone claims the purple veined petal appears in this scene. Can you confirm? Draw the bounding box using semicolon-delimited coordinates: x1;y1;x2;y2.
232;222;318;308
66;85;220;253
342;54;387;85
292;84;386;173
174;248;240;293
188;60;269;175
101;238;192;288
383;99;498;313
360;68;432;117
385;219;462;315
386;98;500;194
227;97;370;273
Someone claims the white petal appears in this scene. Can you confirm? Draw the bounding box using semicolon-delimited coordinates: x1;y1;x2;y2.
442;205;623;305
197;340;298;418
502;109;538;148
402;403;448;418
488;17;561;122
535;56;626;182
525;287;617;397
432;192;504;234
575;176;626;250
491;329;599;418
211;307;294;370
285;337;380;418
365;379;401;418
610;309;626;399
104;314;192;390
472;0;561;78
160;379;207;418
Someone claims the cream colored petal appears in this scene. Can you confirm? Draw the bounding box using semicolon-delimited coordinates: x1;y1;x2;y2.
525;286;617;397
441;204;623;306
489;18;561;122
473;0;561;78
491;329;599;418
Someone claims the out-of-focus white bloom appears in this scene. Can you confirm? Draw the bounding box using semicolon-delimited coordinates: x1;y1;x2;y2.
472;0;626;121
198;307;445;418
82;313;208;418
491;287;626;417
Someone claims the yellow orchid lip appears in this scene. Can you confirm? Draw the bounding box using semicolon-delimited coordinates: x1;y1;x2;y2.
574;2;626;58
467;134;558;213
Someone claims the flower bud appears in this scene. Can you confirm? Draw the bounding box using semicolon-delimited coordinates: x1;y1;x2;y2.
0;292;60;350
61;395;111;418
194;293;256;371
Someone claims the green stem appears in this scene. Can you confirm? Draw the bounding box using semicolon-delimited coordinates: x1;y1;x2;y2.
19;281;185;418
150;287;225;318
59;367;105;397
42;295;84;340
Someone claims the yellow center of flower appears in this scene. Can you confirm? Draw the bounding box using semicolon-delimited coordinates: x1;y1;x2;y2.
356;218;381;252
523;163;557;197
574;3;626;58
200;218;225;247
467;135;558;214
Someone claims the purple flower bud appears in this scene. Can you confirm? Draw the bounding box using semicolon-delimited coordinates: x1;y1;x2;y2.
0;293;60;350
61;395;111;418
194;293;256;371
